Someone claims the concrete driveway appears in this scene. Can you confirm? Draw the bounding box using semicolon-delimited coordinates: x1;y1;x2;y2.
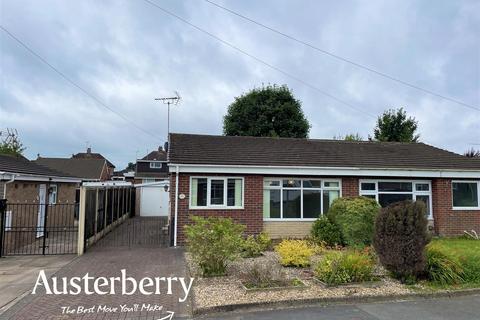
0;255;75;315
202;294;480;320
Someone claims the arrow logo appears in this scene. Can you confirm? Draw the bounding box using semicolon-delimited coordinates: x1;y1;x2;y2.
158;311;175;320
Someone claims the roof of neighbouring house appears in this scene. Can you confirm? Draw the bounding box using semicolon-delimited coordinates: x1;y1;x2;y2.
169;133;480;171
141;147;167;161
35;157;107;180
72;148;115;168
0;154;76;178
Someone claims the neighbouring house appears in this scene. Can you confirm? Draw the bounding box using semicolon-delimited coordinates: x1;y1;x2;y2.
72;147;115;178
112;168;135;182
133;146;169;217
0;154;82;252
35;157;111;182
134;146;168;184
168;133;480;245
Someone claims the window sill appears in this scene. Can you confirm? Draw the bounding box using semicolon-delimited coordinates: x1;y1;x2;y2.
263;218;318;222
452;207;480;211
189;206;244;210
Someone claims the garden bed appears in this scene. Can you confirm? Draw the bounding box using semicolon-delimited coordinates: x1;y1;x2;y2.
186;251;412;310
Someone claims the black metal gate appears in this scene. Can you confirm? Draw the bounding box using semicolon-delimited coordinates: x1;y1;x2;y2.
0;199;78;256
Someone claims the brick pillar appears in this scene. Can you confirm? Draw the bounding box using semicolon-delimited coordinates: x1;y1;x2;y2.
342;177;359;197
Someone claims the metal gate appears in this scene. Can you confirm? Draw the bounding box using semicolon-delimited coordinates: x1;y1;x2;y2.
0;199;78;256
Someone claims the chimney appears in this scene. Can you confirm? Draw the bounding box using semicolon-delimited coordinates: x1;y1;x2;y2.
87;147;91;154
164;141;169;152
158;146;163;152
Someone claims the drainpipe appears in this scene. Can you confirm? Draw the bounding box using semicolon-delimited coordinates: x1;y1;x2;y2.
174;165;179;247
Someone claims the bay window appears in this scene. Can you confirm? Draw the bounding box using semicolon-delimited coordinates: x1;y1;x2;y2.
360;180;432;218
263;178;341;220
452;181;480;209
190;177;243;209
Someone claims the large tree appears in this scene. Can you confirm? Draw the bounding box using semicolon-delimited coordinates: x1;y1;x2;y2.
464;148;480;158
0;129;25;156
373;108;420;142
223;85;310;138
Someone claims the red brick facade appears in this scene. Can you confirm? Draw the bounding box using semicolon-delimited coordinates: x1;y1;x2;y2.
432;178;480;236
170;173;264;244
171;174;480;244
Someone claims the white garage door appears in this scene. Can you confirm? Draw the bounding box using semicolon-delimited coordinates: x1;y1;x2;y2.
140;186;169;217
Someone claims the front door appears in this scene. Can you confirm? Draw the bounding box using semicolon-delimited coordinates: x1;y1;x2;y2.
37;184;46;238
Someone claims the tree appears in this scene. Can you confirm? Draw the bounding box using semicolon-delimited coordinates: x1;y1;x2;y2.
126;162;136;171
464;148;480;158
333;133;363;141
223;85;310;138
0;129;25;156
373;108;420;142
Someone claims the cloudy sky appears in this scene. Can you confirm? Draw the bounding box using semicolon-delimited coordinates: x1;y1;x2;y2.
1;0;479;169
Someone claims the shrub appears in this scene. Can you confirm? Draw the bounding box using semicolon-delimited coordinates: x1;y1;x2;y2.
242;232;272;258
425;245;464;285
310;216;343;247
373;200;430;283
315;250;376;285
184;216;245;276
275;239;314;267
239;261;291;289
327;197;380;247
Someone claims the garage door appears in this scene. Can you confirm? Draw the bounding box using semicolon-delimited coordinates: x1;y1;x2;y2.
140;186;169;217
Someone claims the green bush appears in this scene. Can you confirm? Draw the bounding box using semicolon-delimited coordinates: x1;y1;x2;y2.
373;200;429;283
425;245;464;285
184;216;245;276
310;216;343;247
327;196;380;247
275;239;314;267
242;232;272;258
315;250;376;285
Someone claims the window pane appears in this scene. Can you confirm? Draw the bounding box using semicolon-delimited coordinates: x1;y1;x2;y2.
210;179;225;205
303;180;321;188
416;195;431;218
378;193;412;207
283;179;301;188
415;183;430;191
323;190;340;214
283;190;301;218
323;181;339;188
263;189;281;218
361;183;376;191
227;179;242;206
264;180;280;187
303;190;321;218
192;178;207;206
453;183;479;207
378;182;412;192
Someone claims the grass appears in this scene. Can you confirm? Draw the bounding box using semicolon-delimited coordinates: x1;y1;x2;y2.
426;237;480;289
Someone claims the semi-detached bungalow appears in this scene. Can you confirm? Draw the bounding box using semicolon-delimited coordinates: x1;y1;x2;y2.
168;133;480;246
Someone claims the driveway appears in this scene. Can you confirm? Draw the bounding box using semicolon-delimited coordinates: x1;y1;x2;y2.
2;217;190;320
202;294;480;320
0;255;75;314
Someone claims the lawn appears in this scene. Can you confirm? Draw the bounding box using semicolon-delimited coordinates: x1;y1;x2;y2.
427;237;480;288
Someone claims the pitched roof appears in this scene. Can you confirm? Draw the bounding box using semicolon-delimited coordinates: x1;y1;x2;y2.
72;151;115;168
169;133;480;171
0;154;74;178
141;148;167;161
35;157;106;180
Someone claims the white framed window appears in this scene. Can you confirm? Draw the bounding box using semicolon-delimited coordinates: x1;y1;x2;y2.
263;178;341;221
48;185;57;204
190;177;244;209
359;180;433;219
452;181;480;210
5;210;12;231
149;162;163;169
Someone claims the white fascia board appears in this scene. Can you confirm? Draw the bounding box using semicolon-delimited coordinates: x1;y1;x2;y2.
168;164;480;179
136;160;167;163
9;173;81;183
82;181;132;188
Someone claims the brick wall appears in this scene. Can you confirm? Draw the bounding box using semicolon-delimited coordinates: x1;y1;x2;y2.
432;178;480;236
342;177;359;197
170;173;264;244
